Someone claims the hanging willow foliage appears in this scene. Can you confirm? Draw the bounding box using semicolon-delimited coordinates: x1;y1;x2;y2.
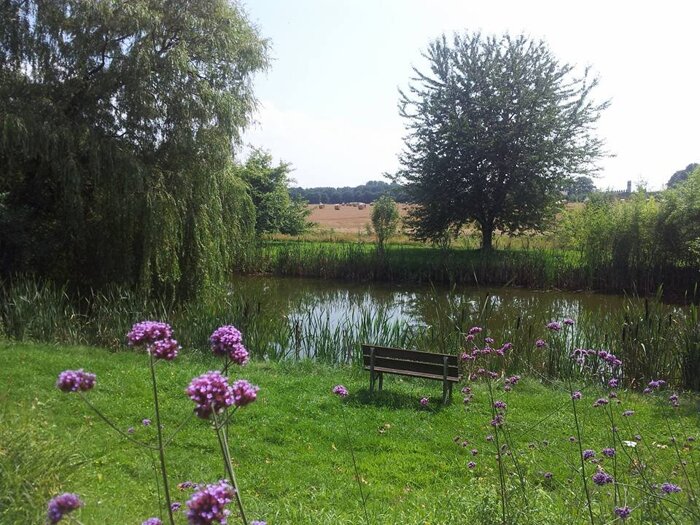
0;0;268;298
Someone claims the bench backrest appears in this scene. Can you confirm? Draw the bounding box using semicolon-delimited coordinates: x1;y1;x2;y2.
361;344;460;380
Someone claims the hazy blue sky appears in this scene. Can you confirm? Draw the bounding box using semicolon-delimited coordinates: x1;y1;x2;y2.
242;0;699;190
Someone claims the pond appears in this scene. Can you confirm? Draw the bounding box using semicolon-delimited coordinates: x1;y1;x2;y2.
228;276;683;378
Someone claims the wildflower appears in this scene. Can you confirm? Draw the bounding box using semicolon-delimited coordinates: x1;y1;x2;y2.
209;325;249;365
171;502;182;512
569;436;577;443
47;493;83;524
583;450;595;460
571;391;582;400
593;398;609;407
149;338;180;361
332;384;349;397
535;339;546;348
688;436;696;442
669;393;679;407
490;414;504;427
622;410;634;417
547;321;562;331
502;343;513;351
463;396;472;404
461;441;469;447
56;369;96;393
543;472;553;480
251;522;267;525
486;434;494;442
186;371;234;419
592;471;614;486
420;397;429;407
503;385;512;392
230;380;259;407
460;352;474;361
127;321;173;346
461;386;471;395
602;448;616;458
142;418;152;426
465;334;475;342
127;427;135;434
484;337;494;344
467;461;476;469
468;326;483;335
608;378;618;388
563;318;575;326
493;400;507;411
178;481;198;490
609;391;617;399
614;506;632;520
186;480;234;524
660;482;681;494
142;519;162;525
505;375;521;385
471;449;478;456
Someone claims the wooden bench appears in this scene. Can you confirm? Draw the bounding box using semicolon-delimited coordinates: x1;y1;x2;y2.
361;344;461;404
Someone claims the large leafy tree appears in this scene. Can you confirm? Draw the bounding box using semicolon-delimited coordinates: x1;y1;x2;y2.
237;150;310;236
0;0;267;297
397;33;608;249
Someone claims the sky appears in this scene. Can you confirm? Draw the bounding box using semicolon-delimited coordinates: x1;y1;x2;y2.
241;0;700;190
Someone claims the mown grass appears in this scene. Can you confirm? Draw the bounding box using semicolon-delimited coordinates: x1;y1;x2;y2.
1;342;698;524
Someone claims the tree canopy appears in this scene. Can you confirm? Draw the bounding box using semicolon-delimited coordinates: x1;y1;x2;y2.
371;195;401;251
237;150;310;236
667;163;699;189
397;32;608;249
0;0;267;297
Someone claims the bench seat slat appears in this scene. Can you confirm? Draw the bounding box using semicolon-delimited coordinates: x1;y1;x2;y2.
364;365;461;383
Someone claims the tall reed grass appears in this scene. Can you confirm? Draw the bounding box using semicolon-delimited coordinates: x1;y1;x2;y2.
1;276;698;390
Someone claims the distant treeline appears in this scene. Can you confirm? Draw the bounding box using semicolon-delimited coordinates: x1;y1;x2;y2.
289;180;406;204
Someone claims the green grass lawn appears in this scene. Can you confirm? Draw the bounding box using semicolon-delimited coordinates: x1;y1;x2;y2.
1;342;698;524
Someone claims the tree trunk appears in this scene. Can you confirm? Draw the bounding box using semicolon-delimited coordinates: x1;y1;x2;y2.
481;222;494;250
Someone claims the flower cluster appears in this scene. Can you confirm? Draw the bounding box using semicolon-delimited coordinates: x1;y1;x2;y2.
150;337;181;361
47;493;83;524
142;518;162;525
230;380;259;407
583;449;595;460
332;384;349;397
592;470;614;486
660;482;681;494
602;447;616;458
546;321;562;332
614;506;631;519
186;480;234;525
420;397;429;407
186;372;235;419
669;393;679;408
127;321;173;346
56;369;96;393
210;325;249;365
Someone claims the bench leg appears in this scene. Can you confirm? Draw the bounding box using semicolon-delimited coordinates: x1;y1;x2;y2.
378;373;383;392
443;380;448;405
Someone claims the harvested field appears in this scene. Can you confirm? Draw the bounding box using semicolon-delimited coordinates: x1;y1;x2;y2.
308;203;411;232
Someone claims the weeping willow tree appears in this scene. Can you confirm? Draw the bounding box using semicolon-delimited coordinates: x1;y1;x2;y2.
0;0;267;298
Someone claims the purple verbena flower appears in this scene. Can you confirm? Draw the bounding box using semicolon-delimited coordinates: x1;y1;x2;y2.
571;391;582;400
669;393;679;407
535;339;546;348
186;480;234;524
209;325;249;365
127;427;135;434
231;380;259;407
486;434;494;442
494;400;507;410
622;410;634;417
461;386;471;395
142;418;152;426
332;384;349;397
186;372;234;419
470;448;478;456
583;449;595;460
563;318;575;326
468;326;483;335
592;471;614;486
420;397;429;407
467;461;476;469
602;447;616;458
142;519;162;525
593;398;609;407
171;502;182;512
251;522;267;525
614;506;631;519
149;338;180;361
608;378;619;388
543;472;553;480
660;482;681;494
484;337;494;344
547;321;562;331
56;369;96;393
47;493;83;524
127;321;173;346
490;414;504;427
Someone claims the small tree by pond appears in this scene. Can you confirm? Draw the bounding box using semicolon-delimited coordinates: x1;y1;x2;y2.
371;195;401;252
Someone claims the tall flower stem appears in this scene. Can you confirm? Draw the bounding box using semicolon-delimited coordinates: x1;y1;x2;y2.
212;411;248;525
569;388;595;525
149;352;175;525
486;380;508;525
339;404;370;525
78;393;154;450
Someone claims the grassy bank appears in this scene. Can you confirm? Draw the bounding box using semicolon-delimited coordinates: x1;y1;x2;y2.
1;343;699;524
251;240;700;298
